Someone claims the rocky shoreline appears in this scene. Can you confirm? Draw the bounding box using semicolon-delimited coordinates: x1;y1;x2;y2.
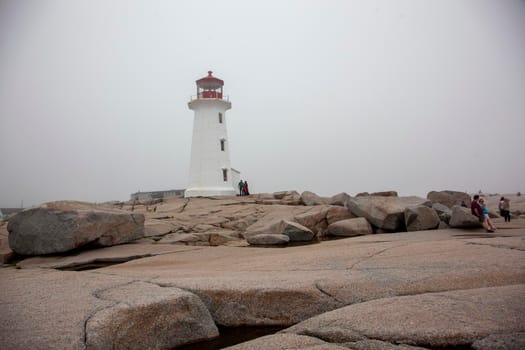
1;191;524;349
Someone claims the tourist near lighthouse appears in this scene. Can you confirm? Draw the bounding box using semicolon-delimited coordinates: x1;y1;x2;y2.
185;71;240;198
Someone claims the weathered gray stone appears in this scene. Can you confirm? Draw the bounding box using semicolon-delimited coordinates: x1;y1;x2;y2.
438;221;450;230
244;210;295;238
328;192;351;206
273;191;300;199
346;196;431;231
404;205;440;232
301;191;328;206
432;202;452;224
247;233;290;245
7;201;144;255
427;190;471;208
86;281;218;350
326;206;355;225
326;218;373;237
279;220;315;242
295;206;330;234
355;192;370;197
449;205;482;228
271;191;302;205
281;192;302;205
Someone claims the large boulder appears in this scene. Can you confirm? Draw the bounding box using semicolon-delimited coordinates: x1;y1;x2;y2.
449;205;482;228
294;205;355;235
243;210;295;237
7;201;144;255
427;190;471;208
325;218;373;237
294;206;330;234
325;206;355;225
245;219;313;245
272;191;302;205
300;191;328;206
345;196;431;231
279;220;315;242
86;281;218;349
328;192;350;206
404;205;441;232
432;203;453;224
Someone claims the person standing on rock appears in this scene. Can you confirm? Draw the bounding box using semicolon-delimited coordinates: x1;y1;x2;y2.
238;180;244;196
471;194;493;232
499;197;505;216
242;181;250;196
503;197;511;222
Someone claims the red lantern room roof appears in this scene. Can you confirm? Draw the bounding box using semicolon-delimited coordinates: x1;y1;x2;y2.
196;71;224;89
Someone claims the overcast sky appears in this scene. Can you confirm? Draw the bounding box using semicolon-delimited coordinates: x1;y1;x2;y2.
1;0;524;207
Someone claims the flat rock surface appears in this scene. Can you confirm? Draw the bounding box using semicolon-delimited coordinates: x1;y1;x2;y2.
284;284;525;347
1;196;524;349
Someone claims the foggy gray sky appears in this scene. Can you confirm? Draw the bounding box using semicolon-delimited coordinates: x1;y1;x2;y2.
1;0;524;207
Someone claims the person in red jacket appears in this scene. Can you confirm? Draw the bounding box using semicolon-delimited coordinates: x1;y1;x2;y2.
242;181;249;196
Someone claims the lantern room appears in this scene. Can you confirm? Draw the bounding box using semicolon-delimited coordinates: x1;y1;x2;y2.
195;71;224;99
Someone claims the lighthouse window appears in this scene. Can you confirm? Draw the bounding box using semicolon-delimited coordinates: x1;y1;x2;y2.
220;139;225;151
218;113;223;123
222;169;228;182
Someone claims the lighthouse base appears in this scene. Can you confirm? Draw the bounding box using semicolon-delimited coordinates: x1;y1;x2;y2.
184;187;236;198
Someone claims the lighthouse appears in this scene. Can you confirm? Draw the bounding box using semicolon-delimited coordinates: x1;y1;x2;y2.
185;71;238;198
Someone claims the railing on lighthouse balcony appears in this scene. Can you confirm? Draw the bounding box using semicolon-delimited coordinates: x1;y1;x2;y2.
190;92;230;101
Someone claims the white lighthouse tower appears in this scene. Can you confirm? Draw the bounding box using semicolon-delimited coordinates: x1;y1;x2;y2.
185;71;237;198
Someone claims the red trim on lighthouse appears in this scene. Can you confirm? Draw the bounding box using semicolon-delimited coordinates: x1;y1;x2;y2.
196;71;224;88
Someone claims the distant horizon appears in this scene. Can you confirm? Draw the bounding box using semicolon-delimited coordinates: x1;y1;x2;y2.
1;188;522;209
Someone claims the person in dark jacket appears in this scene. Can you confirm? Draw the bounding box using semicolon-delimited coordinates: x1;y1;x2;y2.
471;194;492;232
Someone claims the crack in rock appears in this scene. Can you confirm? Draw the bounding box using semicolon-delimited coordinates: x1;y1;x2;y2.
82;279;143;347
314;281;346;305
178;199;190;213
465;241;525;251
348;243;410;270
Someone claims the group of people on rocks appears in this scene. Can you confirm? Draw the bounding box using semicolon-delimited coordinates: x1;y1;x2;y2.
238;180;250;196
470;195;511;233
